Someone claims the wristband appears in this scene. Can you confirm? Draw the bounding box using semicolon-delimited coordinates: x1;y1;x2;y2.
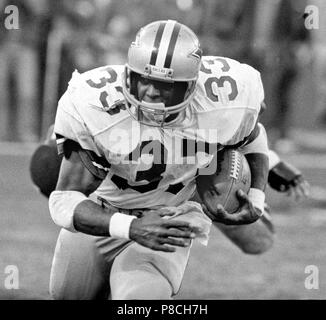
248;188;265;216
109;212;137;239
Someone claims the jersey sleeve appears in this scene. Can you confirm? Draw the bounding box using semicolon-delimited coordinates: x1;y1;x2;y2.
243;63;264;113
54;89;111;179
195;57;266;147
224;63;264;146
54;88;100;156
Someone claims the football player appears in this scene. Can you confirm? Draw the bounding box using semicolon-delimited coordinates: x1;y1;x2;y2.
34;20;273;300
30;128;310;256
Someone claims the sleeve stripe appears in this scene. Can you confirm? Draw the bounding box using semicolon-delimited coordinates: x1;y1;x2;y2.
91;161;110;172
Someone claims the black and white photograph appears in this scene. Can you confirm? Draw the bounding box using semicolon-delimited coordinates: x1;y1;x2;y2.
0;0;325;304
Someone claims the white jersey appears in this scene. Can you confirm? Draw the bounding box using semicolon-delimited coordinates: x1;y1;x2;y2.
54;56;264;209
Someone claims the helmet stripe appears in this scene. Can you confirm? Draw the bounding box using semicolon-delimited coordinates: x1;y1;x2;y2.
163;22;181;68
155;20;177;68
149;21;166;66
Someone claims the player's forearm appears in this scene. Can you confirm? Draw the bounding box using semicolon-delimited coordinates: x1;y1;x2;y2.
49;190;136;238
239;123;269;214
73;199;116;236
245;153;269;191
243;152;269;216
240;123;269;191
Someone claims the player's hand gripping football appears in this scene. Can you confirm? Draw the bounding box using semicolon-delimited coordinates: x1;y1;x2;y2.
129;207;196;252
202;189;261;225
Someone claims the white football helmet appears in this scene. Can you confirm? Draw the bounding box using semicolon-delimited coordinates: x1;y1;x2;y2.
122;20;202;127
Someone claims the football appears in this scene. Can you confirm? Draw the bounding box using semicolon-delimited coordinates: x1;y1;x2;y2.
196;149;251;215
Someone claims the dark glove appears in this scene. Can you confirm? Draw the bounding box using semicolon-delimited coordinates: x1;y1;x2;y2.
268;160;310;201
268;160;302;192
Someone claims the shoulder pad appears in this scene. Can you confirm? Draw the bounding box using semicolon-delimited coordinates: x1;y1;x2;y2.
193;56;264;145
198;56;264;112
67;66;126;114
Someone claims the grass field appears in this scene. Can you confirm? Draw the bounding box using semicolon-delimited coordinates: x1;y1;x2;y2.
0;144;326;300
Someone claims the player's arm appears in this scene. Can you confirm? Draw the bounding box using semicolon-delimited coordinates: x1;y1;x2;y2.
206;123;269;225
49;141;195;252
243;123;269;191
258;102;309;199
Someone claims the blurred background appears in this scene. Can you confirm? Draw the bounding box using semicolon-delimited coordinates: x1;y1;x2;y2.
0;0;325;149
1;0;326;299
